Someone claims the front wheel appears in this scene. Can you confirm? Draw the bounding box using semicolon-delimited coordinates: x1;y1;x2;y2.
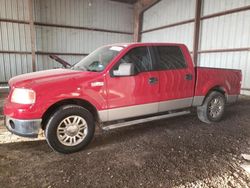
45;105;95;154
197;91;226;124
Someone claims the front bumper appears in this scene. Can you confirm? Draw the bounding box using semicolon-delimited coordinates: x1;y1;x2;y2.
5;116;42;138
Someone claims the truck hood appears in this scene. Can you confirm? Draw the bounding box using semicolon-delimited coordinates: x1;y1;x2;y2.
9;69;92;88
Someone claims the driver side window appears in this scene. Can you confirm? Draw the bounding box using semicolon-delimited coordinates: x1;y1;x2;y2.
114;47;153;73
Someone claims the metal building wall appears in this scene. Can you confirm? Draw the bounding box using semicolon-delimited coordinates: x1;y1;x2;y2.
141;23;194;50
0;0;32;82
141;0;196;50
0;0;134;82
141;0;250;95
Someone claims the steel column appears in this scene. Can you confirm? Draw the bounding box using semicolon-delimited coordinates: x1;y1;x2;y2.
192;0;202;66
133;3;143;42
28;0;36;72
133;0;160;42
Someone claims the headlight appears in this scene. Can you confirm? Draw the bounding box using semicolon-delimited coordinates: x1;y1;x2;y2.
11;88;36;104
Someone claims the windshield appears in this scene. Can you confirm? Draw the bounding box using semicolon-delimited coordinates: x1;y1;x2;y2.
72;45;124;72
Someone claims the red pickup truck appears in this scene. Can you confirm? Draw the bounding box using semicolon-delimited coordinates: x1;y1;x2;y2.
4;43;242;153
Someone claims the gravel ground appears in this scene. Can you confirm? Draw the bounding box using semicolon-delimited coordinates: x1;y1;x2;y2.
0;96;250;187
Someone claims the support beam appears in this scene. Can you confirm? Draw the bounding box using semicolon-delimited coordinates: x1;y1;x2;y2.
35;22;132;35
198;47;250;54
201;5;250;20
133;2;143;42
192;0;202;66
28;0;36;72
133;0;160;42
142;19;195;34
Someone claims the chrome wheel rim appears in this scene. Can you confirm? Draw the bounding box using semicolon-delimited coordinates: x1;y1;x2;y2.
208;97;224;118
57;116;88;146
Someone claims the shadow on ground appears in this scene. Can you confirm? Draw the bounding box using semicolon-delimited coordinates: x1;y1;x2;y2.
0;96;250;187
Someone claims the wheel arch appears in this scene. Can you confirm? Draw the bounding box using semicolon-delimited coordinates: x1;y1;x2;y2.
208;85;226;95
41;98;99;130
203;85;227;104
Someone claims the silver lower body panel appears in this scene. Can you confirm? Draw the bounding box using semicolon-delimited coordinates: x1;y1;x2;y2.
5;116;42;138
98;98;193;122
227;95;238;103
99;95;239;123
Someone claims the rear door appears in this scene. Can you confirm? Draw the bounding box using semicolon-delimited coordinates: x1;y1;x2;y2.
106;46;160;121
151;45;195;112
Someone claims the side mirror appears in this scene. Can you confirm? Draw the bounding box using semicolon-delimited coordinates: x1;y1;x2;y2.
113;63;135;76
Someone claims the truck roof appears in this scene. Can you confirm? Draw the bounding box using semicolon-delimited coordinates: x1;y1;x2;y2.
110;42;186;47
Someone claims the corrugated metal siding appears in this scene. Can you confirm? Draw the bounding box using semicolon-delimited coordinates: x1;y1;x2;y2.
34;0;134;33
203;0;250;16
141;0;196;51
0;0;32;82
0;22;31;52
141;23;194;50
35;25;133;54
0;54;32;81
200;11;250;50
0;0;29;21
142;0;195;31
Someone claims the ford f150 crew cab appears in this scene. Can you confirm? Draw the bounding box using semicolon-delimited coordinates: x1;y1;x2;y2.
4;43;242;153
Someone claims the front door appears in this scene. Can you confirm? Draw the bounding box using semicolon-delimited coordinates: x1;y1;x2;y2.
106;46;160;121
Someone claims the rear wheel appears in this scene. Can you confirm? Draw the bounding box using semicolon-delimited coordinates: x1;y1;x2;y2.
197;91;226;124
45;105;95;154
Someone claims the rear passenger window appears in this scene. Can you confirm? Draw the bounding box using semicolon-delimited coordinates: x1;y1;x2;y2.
154;46;187;70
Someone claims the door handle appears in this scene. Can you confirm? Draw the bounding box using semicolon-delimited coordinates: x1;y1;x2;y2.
148;77;158;84
185;74;193;80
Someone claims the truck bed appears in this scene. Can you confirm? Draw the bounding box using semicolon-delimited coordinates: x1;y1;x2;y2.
194;67;242;97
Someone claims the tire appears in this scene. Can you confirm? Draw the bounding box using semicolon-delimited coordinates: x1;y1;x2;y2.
197;91;226;124
45;105;95;154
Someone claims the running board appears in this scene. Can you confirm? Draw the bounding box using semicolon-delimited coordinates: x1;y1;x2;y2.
102;110;190;131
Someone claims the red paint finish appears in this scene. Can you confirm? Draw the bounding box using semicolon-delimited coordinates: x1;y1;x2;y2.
4;43;242;121
106;71;160;109
195;67;242;96
158;69;194;100
155;44;195;101
4;69;108;119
